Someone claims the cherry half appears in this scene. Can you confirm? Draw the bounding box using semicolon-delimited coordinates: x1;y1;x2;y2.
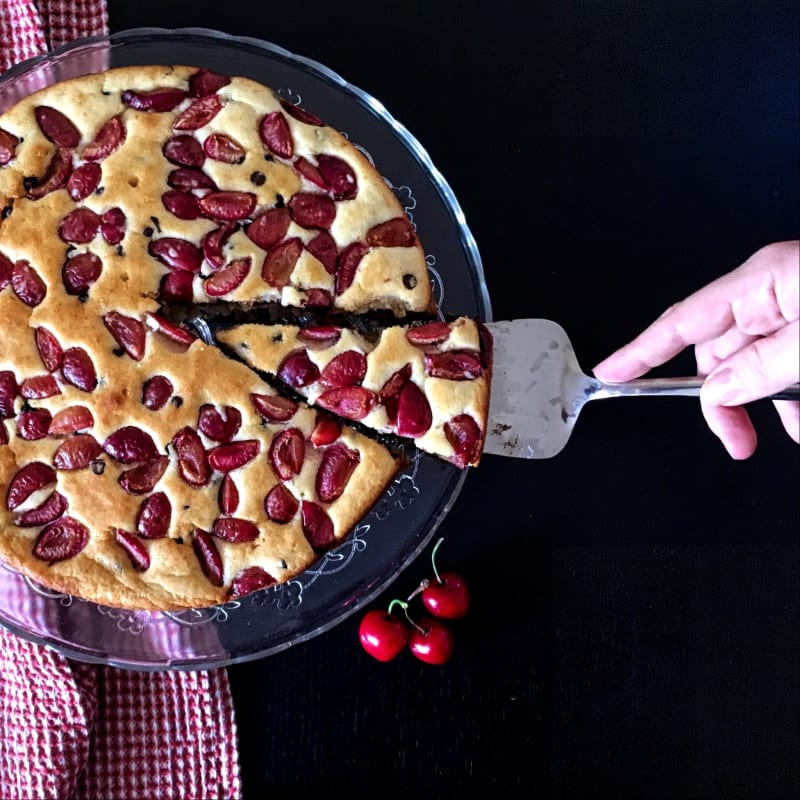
419;538;471;620
358;601;409;662
408;617;455;665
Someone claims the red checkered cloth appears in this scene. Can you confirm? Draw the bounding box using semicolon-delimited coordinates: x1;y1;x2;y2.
1;627;242;799
0;5;244;798
0;0;108;73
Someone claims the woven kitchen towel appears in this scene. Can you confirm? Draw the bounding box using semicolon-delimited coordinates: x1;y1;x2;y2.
0;4;243;798
0;0;108;73
0;626;242;800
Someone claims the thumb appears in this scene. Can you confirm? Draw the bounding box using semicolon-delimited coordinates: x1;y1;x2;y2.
701;320;799;406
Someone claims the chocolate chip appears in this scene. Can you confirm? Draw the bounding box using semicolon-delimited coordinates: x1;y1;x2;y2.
275;193;285;208
112;347;125;357
1;203;13;219
78;293;89;304
174;536;184;544
250;171;266;186
264;154;275;162
183;505;190;510
22;176;38;192
101;89;111;96
271;333;283;343
91;460;105;475
171;396;183;408
115;245;125;256
278;558;288;570
402;273;417;289
150;216;162;233
143;226;154;237
94;186;105;196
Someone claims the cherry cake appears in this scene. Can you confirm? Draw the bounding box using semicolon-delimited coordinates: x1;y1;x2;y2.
0;65;489;610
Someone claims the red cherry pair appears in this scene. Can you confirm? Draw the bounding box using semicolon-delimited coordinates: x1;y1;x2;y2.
359;601;455;665
358;538;470;665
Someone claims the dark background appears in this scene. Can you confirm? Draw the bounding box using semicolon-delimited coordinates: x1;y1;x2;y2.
108;2;800;798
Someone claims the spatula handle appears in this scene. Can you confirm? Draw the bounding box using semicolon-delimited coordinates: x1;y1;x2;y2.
591;377;800;401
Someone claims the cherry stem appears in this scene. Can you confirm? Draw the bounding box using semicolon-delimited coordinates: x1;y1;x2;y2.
387;598;425;635
387;598;407;616
431;537;444;584
406;578;430;602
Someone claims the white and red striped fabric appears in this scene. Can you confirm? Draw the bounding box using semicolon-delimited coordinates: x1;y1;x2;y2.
0;4;243;798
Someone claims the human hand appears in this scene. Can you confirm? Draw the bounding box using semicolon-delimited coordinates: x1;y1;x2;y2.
592;241;799;459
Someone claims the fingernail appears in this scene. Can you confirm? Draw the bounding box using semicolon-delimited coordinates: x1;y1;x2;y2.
591;356;622;380
703;368;742;405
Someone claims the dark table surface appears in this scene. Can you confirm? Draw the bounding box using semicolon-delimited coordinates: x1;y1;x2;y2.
106;2;800;797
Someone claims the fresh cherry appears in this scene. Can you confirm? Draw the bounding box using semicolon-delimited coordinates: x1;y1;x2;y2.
413;538;471;619
358;601;409;662
359;539;468;664
408;617;455;665
422;572;471;619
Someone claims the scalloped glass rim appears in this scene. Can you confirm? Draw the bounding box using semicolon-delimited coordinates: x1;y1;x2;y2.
0;28;492;670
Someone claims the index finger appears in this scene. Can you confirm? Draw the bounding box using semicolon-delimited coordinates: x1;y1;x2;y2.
593;242;799;381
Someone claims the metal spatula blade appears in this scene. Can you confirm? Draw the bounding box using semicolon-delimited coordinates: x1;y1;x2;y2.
483;319;800;459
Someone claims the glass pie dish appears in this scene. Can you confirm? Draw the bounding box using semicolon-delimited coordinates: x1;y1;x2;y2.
0;28;491;669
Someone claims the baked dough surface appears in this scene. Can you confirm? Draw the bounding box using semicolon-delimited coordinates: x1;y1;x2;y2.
0;65;429;610
218;317;491;467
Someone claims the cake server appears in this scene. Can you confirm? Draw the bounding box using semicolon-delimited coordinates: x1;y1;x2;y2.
483;318;800;459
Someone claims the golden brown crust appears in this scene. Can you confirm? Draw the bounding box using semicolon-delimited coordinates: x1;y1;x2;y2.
0;336;400;611
0;65;419;610
218;318;491;467
0;65;431;312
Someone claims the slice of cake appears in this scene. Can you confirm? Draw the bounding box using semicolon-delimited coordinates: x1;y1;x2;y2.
217;318;492;468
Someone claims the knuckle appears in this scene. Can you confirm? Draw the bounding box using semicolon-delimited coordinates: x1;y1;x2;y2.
731;290;783;336
741;339;774;385
694;342;719;375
